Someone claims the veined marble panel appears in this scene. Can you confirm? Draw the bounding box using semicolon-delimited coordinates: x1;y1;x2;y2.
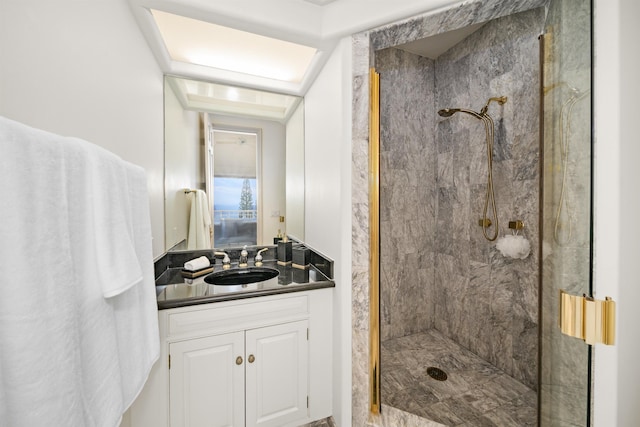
377;5;543;392
370;0;548;51
432;7;544;389
377;46;436;342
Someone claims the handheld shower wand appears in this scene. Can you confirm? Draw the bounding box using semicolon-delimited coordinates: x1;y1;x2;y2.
437;96;507;241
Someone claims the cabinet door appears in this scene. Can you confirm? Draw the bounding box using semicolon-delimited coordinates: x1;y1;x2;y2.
170;332;245;427
245;320;309;427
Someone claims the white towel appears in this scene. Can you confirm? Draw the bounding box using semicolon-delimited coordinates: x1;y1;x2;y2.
187;189;212;249
184;255;211;271
0;116;159;427
83;131;143;298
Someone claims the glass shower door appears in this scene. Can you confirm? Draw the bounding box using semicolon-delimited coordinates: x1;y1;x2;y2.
539;0;593;425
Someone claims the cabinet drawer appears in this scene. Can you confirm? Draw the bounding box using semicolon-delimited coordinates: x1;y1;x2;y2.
168;295;309;340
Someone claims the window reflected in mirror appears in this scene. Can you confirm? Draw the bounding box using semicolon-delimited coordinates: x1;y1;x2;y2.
208;128;259;247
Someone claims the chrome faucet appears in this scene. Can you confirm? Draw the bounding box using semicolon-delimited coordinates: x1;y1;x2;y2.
254;248;268;266
238;246;249;268
214;251;231;269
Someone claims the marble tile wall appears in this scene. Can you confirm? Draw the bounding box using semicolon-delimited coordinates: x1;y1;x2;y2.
350;30;375;427
432;7;545;390
376;6;544;392
369;0;547;51
351;1;550;426
377;48;436;342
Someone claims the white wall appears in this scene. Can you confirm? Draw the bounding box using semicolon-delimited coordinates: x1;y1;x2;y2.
164;81;201;249
304;36;353;427
593;0;640;424
285;101;305;241
615;0;640;423
0;0;165;257
209;114;285;246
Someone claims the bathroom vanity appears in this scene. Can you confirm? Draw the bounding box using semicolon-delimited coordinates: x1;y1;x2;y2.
129;248;335;427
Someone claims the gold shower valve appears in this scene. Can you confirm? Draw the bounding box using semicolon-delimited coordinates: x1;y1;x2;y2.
559;290;616;345
508;220;525;230
478;218;492;227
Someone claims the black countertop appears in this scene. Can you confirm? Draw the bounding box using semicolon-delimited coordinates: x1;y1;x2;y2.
156;260;334;309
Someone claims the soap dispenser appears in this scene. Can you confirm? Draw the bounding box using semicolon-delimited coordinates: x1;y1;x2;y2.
239;245;249;268
277;235;292;266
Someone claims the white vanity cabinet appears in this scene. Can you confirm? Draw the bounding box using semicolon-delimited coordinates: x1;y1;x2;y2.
130;289;332;427
245;320;309;427
169;331;245;427
170;321;308;427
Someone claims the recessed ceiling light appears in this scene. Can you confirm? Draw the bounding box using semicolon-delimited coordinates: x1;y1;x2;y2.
151;9;317;83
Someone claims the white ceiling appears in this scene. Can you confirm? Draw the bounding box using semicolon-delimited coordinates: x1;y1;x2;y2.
128;0;467;96
151;9;317;83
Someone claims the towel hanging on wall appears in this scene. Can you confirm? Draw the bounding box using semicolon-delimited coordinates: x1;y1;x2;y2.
187;189;212;249
0;116;159;427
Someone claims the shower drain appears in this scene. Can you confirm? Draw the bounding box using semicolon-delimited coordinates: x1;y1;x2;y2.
426;367;448;381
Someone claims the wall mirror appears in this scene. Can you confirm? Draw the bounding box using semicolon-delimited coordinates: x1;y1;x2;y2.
164;75;305;252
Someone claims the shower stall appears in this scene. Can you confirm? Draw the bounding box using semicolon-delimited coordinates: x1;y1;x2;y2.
377;8;543;424
367;0;593;425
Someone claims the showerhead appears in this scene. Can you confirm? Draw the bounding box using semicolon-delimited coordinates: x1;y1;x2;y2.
437;108;460;117
439;96;507;120
438;107;485;121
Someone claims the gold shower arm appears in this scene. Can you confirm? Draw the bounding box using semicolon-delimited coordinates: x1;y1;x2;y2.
480;96;507;115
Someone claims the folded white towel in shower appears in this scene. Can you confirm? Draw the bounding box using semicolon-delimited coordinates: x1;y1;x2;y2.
184;255;211;271
0;116;159;427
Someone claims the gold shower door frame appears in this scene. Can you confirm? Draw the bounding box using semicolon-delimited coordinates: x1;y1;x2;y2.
368;67;381;414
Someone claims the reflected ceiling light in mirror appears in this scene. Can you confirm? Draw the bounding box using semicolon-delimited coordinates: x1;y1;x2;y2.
226;87;239;102
167;76;301;122
151;9;317;83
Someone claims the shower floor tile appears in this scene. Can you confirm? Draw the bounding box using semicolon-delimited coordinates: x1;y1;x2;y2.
381;329;536;426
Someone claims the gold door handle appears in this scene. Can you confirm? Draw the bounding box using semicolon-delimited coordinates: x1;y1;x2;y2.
236;356;243;365
248;354;255;363
559;290;616;345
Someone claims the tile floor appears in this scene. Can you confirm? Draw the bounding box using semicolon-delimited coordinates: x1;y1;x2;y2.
301;416;337;427
381;329;536;426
